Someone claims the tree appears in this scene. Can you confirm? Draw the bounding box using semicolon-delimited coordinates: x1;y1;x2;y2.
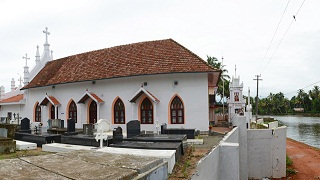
206;55;230;102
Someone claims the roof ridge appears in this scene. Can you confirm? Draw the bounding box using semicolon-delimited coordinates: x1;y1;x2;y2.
168;39;219;71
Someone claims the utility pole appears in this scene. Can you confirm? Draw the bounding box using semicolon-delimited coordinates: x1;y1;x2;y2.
222;56;224;120
253;75;262;120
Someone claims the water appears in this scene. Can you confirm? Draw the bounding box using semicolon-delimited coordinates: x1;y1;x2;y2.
271;116;320;148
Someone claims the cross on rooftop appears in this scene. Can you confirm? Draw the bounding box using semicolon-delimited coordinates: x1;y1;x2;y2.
22;53;30;66
43;27;50;44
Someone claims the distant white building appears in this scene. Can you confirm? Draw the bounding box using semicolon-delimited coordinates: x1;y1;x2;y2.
228;75;246;125
0;28;221;132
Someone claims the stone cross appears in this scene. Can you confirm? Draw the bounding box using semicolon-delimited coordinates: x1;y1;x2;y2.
22;53;30;66
43;27;50;43
95;119;109;148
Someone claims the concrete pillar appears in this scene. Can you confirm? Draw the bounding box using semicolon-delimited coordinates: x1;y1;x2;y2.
233;116;248;180
219;142;239;180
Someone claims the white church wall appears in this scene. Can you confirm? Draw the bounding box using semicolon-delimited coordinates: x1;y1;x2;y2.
0;104;24;120
25;73;209;131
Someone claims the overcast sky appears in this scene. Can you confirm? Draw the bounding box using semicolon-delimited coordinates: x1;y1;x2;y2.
0;0;319;99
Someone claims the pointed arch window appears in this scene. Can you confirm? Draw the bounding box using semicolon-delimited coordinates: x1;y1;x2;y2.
170;96;184;124
35;103;41;122
69;100;77;123
141;97;153;124
114;98;125;124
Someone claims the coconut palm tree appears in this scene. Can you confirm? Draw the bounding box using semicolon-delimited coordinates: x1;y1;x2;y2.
206;56;230;102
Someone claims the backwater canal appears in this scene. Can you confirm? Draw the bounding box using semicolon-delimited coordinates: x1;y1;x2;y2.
271;116;320;148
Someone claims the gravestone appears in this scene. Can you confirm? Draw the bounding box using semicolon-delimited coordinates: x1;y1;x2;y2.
60;120;64;128
127;120;141;138
0;128;8;137
64;119;77;136
19;118;31;134
67;119;76;132
21;118;30;130
161;123;167;134
113;126;123;144
47;119;52;129
95;119;110;148
83;124;94;136
52;119;60;128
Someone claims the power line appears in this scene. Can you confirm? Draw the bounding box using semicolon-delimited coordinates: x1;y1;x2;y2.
261;0;306;74
256;0;291;74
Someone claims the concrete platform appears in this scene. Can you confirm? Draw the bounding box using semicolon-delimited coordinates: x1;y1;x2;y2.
15;140;37;150
0;150;167;179
41;142;175;174
186;139;204;145
42;143;96;153
98;146;176;173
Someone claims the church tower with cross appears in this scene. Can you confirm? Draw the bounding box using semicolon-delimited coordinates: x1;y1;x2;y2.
27;27;53;85
227;65;246;124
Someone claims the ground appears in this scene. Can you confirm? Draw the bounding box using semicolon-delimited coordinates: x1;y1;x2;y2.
285;138;320;180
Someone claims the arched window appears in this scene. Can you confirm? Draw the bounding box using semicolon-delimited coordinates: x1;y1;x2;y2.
69;100;77;123
114;98;125;124
141;97;153;124
35;103;41;122
170;96;184;124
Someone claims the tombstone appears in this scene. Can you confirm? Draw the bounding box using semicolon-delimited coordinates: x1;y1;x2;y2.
21;118;30;130
52;119;60;128
19;118;31;134
60;120;64;128
95;119;110;148
47;119;52;129
113;126;123;144
64;119;77;136
161;123;167;134
67;119;76;132
0;128;8;137
127;120;141;138
83;124;94;136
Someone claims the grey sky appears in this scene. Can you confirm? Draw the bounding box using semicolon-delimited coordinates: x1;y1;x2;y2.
0;0;319;99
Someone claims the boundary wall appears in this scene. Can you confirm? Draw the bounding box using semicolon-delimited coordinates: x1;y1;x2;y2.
192;116;286;180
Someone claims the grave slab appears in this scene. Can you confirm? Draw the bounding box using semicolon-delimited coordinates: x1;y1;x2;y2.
42;143;96;153
0;159;69;180
15;140;37;150
57;150;163;174
61;134;112;147
110;141;183;162
15;132;61;147
98;147;176;173
21;153;138;180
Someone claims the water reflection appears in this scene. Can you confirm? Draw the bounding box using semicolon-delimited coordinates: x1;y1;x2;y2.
272;116;320;148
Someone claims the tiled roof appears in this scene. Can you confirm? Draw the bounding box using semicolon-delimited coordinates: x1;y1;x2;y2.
129;88;159;103
23;39;219;89
40;95;61;106
78;91;104;104
0;94;24;103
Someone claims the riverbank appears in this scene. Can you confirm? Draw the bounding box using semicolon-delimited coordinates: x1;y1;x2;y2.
286;138;320;179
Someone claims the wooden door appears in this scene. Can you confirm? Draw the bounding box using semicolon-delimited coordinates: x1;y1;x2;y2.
89;101;97;124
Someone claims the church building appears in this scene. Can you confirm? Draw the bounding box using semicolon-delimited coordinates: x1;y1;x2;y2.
0;28;221;132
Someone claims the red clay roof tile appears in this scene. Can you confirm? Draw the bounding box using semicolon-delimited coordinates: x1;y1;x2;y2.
23;39;219;89
0;94;24;103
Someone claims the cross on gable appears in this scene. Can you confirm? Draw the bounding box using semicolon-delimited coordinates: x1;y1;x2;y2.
43;27;50;43
22;53;30;66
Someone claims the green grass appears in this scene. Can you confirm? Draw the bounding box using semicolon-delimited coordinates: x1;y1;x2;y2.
286;155;297;176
